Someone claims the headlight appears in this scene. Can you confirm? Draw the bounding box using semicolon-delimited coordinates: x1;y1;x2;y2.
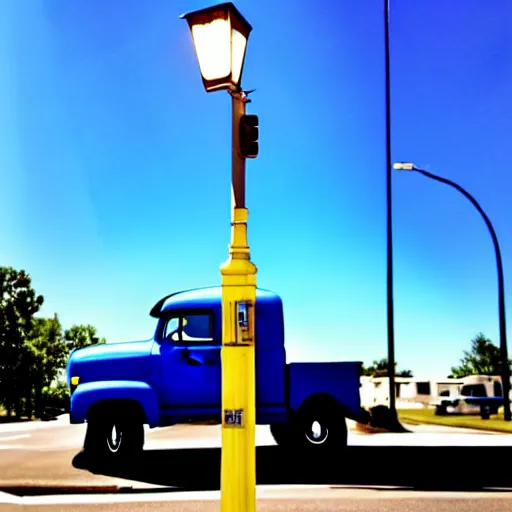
70;376;80;394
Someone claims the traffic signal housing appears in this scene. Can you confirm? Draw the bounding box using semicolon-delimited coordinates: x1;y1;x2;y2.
239;114;259;158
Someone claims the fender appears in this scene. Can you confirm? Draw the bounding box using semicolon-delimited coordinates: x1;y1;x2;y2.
70;380;160;427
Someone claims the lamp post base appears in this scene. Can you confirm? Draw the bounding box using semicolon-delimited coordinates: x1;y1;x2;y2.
220;345;256;512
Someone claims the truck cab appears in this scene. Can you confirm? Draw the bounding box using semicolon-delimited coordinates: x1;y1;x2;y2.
67;286;366;460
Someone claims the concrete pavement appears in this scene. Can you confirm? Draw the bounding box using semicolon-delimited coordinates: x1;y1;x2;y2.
1;416;512;509
2;488;512;511
3;500;512;512
0;414;508;451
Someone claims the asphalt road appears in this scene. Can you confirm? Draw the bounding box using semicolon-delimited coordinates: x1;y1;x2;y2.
1;416;512;510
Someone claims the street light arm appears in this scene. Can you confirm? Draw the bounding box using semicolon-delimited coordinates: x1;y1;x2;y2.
414;168;504;275
412;166;510;420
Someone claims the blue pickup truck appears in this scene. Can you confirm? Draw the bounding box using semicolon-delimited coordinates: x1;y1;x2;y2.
66;286;367;460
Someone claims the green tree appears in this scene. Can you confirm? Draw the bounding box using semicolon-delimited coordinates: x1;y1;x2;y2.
42;381;70;412
64;324;106;351
362;358;413;378
0;267;44;417
24;314;68;417
450;333;509;378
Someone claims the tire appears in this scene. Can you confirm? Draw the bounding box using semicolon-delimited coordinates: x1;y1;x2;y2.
84;403;144;462
480;405;491;420
270;422;294;447
435;405;447;416
295;400;347;452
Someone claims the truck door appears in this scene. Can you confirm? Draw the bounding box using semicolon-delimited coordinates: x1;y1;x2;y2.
158;311;221;410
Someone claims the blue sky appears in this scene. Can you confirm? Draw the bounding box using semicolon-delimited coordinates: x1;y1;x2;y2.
1;0;511;380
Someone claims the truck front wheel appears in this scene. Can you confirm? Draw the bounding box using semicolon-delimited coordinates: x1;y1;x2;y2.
84;405;144;462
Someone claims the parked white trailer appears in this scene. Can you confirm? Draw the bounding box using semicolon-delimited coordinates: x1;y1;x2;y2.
360;376;462;409
431;375;508;417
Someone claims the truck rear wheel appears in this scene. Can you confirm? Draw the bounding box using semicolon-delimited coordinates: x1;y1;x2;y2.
84;403;144;462
270;422;294;447
296;400;347;451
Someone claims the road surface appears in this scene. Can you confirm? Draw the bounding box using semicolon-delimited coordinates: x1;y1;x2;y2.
1;416;512;510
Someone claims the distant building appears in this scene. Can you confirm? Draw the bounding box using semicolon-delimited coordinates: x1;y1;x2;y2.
360;374;509;409
360;376;462;409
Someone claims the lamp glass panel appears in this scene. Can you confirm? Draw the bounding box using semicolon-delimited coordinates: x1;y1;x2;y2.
231;28;247;85
191;18;231;81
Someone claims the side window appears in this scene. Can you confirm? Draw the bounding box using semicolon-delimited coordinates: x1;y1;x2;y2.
460;385;472;397
473;384;487;397
163;313;214;344
164;318;180;342
460;384;487;397
416;382;431;395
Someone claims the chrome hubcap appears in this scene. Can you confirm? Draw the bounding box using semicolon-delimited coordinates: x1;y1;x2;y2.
306;420;328;444
107;424;122;452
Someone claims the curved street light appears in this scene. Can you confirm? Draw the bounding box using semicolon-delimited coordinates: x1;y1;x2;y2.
383;0;397;418
394;162;511;421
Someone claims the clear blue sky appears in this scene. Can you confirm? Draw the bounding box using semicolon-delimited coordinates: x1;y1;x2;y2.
1;1;511;380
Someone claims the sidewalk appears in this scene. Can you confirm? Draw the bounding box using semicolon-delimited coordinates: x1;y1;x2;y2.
0;414;70;434
2;484;512;509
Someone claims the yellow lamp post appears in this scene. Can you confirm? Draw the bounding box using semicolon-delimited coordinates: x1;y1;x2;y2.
181;3;259;511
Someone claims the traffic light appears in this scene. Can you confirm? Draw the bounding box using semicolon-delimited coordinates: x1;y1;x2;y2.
239;114;259;158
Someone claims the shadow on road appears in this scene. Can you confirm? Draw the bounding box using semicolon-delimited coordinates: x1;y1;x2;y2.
72;445;512;492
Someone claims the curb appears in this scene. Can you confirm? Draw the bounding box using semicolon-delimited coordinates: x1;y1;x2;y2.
0;485;121;497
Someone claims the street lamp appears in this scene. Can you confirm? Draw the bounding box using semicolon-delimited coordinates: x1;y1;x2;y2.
394;162;511;421
181;2;252;93
182;3;259;512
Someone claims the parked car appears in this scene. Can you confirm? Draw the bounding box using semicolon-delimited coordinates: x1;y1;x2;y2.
431;379;504;419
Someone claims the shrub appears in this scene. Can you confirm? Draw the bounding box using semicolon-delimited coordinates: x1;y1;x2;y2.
42;382;70;412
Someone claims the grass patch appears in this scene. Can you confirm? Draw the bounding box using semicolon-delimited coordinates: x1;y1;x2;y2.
399;408;512;433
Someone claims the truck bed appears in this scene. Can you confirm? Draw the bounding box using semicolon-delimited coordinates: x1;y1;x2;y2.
287;361;364;420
